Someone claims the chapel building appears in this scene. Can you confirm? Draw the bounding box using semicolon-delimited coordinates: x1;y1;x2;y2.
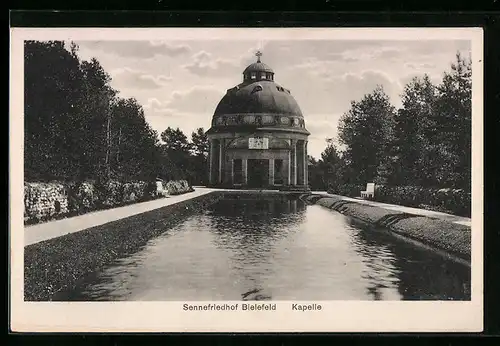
206;51;310;189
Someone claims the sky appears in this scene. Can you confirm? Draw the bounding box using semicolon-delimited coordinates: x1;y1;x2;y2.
72;39;471;159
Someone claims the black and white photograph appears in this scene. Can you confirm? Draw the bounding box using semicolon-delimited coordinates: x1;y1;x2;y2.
10;28;483;332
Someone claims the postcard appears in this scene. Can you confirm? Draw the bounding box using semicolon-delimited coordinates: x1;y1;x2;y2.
10;27;483;332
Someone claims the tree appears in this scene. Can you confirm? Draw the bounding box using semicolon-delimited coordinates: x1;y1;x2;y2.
393;74;438;186
190;127;209;157
160;127;192;179
189;128;209;184
24;40;85;181
77;58;117;181
433;52;472;190
110;98;161;181
24;40;167;184
337;86;396;185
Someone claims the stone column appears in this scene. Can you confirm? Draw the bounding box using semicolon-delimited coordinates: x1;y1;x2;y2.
218;140;223;184
287;151;291;185
304;140;308;187
293;140;297;185
303;140;307;186
268;159;274;186
209;140;214;185
290;140;296;185
242;159;248;185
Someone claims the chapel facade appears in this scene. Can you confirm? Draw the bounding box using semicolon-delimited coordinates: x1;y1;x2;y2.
206;51;310;189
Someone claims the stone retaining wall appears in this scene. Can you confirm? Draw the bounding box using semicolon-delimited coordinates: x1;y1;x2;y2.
306;194;471;264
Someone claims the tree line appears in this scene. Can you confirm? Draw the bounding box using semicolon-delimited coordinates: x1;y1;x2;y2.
309;52;472;193
24;41;209;185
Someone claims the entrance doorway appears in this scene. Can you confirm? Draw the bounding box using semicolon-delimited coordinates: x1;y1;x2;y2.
247;159;269;188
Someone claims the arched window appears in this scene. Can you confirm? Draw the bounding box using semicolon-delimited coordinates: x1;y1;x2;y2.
251;72;256;79
260;72;266;80
252;84;263;93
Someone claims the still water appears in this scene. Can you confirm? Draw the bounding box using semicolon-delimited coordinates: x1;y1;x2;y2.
63;195;470;301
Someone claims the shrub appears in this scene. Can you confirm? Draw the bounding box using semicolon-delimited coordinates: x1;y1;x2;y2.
327;183;365;198
164;180;192;195
122;181;149;203
96;180;123;207
374;185;471;217
67;181;100;212
24;182;69;222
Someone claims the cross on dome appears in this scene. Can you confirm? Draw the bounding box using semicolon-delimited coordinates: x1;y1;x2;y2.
255;50;263;62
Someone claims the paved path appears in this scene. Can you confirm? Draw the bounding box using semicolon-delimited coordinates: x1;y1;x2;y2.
24;189;215;246
312;191;471;227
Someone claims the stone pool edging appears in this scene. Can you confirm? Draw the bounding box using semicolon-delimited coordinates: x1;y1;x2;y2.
304;194;471;265
24;191;225;301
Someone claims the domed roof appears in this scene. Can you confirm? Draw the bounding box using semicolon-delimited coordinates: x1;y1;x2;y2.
243;62;274;74
207;51;309;135
214;80;302;117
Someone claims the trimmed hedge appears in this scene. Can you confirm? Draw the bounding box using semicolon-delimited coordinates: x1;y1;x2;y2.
374;185;471;218
328;184;471;217
327;183;365;198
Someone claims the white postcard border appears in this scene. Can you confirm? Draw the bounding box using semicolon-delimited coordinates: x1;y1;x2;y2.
9;27;484;333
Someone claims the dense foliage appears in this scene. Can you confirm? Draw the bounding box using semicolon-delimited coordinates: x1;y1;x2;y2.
24;41;209;185
309;52;472;215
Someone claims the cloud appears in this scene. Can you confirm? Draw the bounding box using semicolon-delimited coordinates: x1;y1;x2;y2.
183;50;241;77
406;40;471;57
373;47;402;60
166;86;225;114
306;118;340;141
143;86;224;116
110;67;172;89
183;41;271;78
76;40;191;59
405;62;437;70
284;65;402;114
142;98;174;115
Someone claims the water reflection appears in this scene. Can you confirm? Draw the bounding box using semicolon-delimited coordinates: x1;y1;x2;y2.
348;219;470;300
208;197;307;300
58;194;470;301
